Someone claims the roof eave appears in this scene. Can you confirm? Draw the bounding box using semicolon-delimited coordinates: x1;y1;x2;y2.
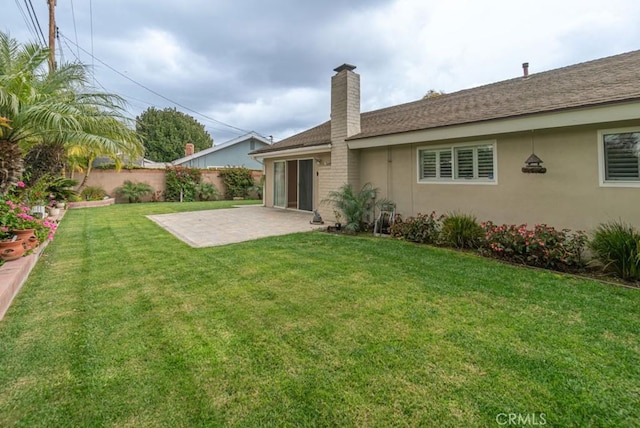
251;144;332;159
347;101;640;150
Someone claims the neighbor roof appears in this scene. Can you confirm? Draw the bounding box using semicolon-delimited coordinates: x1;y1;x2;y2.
253;49;640;154
173;131;270;164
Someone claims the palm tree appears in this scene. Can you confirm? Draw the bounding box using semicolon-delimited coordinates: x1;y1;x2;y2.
0;32;142;194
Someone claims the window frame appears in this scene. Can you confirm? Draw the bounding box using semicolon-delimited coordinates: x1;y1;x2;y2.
598;127;640;188
417;140;497;185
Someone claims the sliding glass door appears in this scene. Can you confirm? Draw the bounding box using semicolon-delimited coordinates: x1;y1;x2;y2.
273;161;286;207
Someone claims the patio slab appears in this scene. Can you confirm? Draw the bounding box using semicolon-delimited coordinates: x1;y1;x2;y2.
147;205;323;247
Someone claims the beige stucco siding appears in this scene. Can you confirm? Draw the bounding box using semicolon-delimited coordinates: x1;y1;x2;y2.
358;124;640;231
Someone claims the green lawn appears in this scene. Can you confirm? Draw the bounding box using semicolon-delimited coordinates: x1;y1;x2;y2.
0;201;638;427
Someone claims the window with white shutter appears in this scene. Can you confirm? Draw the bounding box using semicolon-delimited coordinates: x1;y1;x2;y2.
599;128;640;187
418;142;496;183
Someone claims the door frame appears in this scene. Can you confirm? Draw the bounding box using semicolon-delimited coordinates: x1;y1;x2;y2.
272;158;314;211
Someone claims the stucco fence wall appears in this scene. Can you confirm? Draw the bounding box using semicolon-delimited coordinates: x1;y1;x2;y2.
74;168;263;203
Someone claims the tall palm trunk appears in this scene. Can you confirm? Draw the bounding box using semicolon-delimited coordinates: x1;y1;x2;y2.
0;140;23;194
77;156;95;190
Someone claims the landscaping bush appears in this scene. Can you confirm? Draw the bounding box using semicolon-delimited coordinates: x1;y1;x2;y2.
194;182;220;201
440;212;484;249
42;175;78;203
482;222;587;270
80;185;107;201
165;166;201;202
323;183;390;234
589;221;640;280
219;167;254;199
115;181;154;203
390;211;443;244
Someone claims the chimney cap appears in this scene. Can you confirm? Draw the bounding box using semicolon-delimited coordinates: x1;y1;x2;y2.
334;63;357;73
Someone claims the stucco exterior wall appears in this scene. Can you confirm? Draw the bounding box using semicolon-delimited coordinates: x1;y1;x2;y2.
358;123;640;231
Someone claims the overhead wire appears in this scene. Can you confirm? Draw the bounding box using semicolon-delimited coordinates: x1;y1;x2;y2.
59;32;256;136
58;32;266;139
21;0;47;46
69;0;80;59
13;0;42;44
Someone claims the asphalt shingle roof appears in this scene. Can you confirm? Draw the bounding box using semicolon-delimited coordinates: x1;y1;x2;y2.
253;49;640;155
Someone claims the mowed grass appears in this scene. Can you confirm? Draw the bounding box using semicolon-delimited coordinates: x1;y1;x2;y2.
0;201;639;427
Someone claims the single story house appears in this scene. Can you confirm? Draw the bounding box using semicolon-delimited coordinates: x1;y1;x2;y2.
251;50;640;231
173;131;271;170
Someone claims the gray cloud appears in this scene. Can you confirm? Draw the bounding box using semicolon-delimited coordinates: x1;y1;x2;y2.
4;0;640;143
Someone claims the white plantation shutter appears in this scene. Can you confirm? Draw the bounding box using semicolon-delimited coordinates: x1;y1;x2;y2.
440;150;452;178
477;146;494;178
604;133;640;181
421;151;437;179
455;148;474;179
418;143;495;182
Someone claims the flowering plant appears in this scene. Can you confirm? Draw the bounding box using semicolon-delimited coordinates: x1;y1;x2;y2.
481;221;587;270
0;196;58;242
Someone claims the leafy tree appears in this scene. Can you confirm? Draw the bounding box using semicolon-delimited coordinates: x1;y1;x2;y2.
423;89;446;99
0;32;143;194
136;107;213;162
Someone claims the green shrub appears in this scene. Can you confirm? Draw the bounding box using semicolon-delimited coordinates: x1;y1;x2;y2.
323;183;389;234
589;221;640;280
80;185;107;201
165;166;201;202
390;212;443;244
482;222;587;270
115;181;154;203
195;182;220;201
43;175;78;202
219;167;255;199
440;212;484;249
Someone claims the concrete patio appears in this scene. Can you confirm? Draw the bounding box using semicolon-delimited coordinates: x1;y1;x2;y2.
147;205;323;247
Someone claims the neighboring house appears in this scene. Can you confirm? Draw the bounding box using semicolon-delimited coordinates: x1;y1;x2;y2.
172;132;270;170
251;51;640;231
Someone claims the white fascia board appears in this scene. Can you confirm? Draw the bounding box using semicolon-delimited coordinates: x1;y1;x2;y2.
347;102;640;149
251;144;332;160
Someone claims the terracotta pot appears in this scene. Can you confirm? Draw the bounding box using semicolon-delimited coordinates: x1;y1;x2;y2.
0;239;26;261
11;228;39;250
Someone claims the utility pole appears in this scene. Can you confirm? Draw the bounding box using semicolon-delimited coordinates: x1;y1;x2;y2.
48;0;56;73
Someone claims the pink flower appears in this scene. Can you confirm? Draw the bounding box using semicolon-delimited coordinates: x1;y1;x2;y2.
17;181;25;188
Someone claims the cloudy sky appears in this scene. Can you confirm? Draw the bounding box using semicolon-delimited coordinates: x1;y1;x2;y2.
4;0;639;143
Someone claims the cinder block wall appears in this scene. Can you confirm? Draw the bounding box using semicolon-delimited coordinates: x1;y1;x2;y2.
75;168;263;203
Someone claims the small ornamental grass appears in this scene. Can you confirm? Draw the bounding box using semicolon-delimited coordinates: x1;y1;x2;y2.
440;212;484;249
589;221;640;280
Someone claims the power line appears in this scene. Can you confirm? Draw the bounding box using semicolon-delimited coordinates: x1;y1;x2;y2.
89;0;95;85
13;0;42;45
59;32;254;136
69;0;80;59
20;0;47;46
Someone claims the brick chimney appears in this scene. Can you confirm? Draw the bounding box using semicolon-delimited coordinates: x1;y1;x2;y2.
329;64;361;191
331;64;361;141
185;143;195;157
